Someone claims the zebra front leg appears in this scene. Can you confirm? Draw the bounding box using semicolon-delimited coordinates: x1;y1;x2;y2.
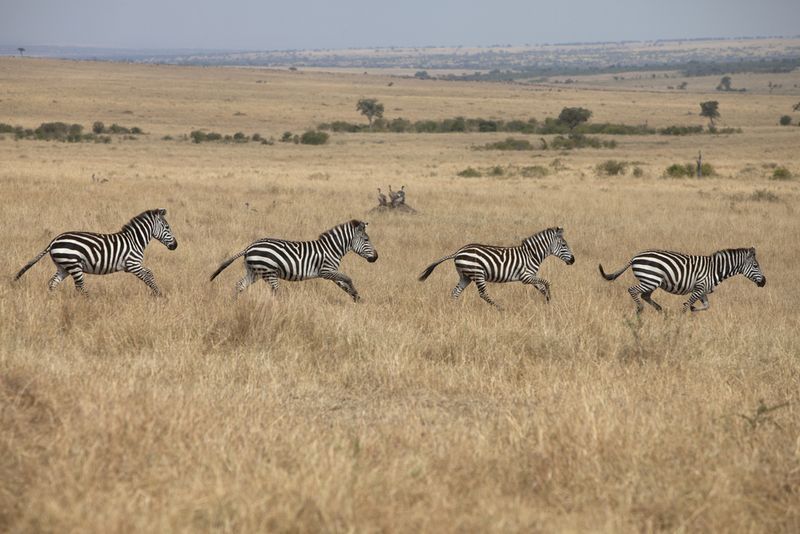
320;271;360;302
523;275;550;303
127;265;162;296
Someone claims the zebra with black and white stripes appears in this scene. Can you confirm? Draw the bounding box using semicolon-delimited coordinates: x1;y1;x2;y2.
210;219;378;301
14;209;178;295
599;247;766;313
418;227;575;308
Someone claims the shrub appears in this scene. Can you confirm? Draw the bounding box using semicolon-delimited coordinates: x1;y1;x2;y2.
92;121;105;134
0;123;16;133
771;167;792;180
190;130;207;143
206;132;222;141
488;165;505;176
108;123;130;134
658;125;704;135
550;133;614;150
520;165;549;178
130;127;143;135
388;118;412;133
251;133;262;142
300;130;329;145
482;137;534;151
779;115;792;126
596;160;628;176
664;162;715;178
750;189;779;202
457;167;482;177
162;135;173;141
632;166;644;177
280;131;294;142
233;132;247;142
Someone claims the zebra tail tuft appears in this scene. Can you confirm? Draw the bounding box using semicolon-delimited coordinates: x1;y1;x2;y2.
210;250;246;282
14;243;53;281
418;254;456;282
598;261;631;281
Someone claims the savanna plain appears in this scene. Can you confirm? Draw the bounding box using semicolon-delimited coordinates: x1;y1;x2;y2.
1;57;799;532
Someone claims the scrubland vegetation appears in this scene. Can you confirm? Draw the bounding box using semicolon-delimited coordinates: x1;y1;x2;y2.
1;56;799;533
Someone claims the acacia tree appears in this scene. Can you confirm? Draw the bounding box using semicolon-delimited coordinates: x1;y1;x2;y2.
558;107;592;130
17;47;25;57
699;101;720;126
793;101;800;112
356;98;384;129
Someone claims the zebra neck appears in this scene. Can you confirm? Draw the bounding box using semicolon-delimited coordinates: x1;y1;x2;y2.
319;233;349;261
521;239;548;264
712;254;743;285
121;218;153;251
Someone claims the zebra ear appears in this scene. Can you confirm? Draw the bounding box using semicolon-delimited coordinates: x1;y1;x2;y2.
748;247;756;257
556;227;564;236
158;208;167;216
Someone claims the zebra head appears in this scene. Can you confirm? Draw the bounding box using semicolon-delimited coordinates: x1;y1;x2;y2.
350;221;378;263
152;208;178;250
742;248;766;287
550;227;575;265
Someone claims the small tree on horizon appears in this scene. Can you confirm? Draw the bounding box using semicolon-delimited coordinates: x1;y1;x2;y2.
356;98;384;129
558;107;592;130
17;47;25;57
716;76;732;91
699;101;720;127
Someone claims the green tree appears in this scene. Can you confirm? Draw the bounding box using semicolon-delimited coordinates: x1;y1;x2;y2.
716;76;732;91
699;101;720;126
779;115;792;126
17;47;25;57
558;107;592;130
356;98;384;129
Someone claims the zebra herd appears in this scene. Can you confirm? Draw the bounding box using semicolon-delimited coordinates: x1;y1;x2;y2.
14;208;767;313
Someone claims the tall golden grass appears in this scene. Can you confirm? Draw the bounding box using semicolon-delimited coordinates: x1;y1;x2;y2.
1;58;799;532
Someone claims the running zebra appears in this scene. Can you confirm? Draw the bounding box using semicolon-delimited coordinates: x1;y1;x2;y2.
599;247;766;313
14;209;178;295
210;219;378;301
418;227;575;308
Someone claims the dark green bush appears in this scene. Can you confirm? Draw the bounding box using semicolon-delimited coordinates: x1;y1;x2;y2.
658;125;704;136
92;121;105;134
482;137;534;151
457;167;482;177
779;115;792;126
280;131;294;142
664;162;715;178
771;167;792;180
300;130;329;145
596;160;628;176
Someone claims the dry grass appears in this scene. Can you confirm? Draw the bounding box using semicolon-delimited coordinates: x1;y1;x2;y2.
1;58;799;532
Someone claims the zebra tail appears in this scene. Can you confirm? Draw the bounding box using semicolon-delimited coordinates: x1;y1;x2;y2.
14;242;53;281
210;250;246;282
598;261;631;281
418;253;456;282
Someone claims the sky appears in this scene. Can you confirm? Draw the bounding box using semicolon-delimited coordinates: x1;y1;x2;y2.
1;0;798;51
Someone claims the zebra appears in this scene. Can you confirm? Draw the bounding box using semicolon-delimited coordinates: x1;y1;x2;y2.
14;209;178;296
599;247;766;313
210;219;378;301
418;227;575;308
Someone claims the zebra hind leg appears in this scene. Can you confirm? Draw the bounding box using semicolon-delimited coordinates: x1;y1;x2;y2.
48;266;68;291
262;272;280;294
474;278;501;310
641;290;662;312
688;293;710;312
235;266;257;294
69;268;88;295
627;284;650;314
451;274;471;300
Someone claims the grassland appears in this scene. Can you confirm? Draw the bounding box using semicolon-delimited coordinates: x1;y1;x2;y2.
1;57;799;532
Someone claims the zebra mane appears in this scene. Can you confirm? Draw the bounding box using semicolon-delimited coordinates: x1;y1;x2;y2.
121;209;160;232
523;226;561;244
318;219;362;240
713;247;753;258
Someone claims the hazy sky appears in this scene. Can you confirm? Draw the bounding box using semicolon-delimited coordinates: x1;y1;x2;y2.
1;0;798;51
